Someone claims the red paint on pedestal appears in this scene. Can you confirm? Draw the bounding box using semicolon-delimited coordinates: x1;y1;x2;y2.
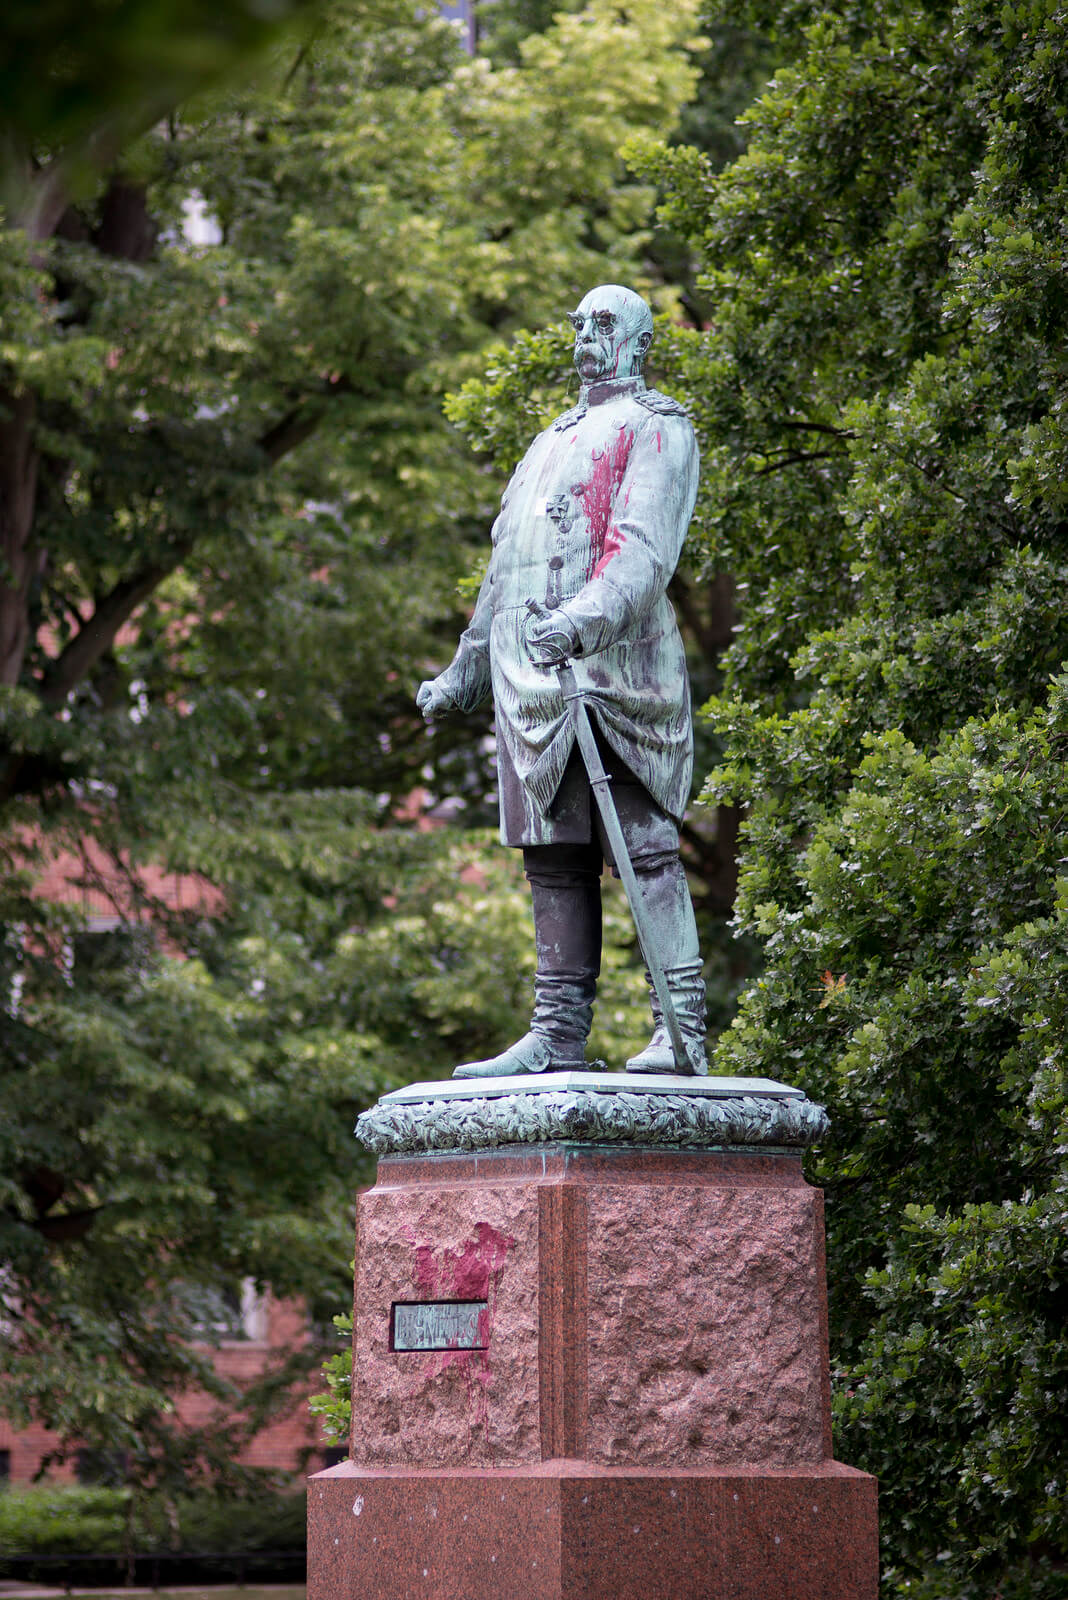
310;1144;878;1598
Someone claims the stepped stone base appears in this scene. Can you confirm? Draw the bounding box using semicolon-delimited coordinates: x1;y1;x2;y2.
308;1460;878;1600
308;1077;878;1600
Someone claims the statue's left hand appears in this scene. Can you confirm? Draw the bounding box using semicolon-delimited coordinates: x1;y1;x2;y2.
524;602;579;667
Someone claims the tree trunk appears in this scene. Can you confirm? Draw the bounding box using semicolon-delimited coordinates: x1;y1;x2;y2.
0;384;40;686
1;158;64;689
93;179;157;262
1;177;160;698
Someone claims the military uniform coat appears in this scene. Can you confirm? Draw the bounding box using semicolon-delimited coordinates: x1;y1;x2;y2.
436;374;700;846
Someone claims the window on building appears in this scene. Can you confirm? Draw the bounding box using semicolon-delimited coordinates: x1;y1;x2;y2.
173;1279;268;1343
438;0;477;52
307;1308;348;1348
71;915;155;980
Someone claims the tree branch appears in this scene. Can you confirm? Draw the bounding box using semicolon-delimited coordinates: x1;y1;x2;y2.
754;449;840;477
19;100;175;244
768;419;856;438
38;552;190;706
258;375;352;465
669;570;735;659
281;39;313;92
33;1207;108;1244
258;405;325;465
680;805;740;918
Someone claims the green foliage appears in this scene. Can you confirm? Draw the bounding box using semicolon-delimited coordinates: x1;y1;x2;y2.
147;1487;308;1553
0;0;325;197
838;1184;1068;1599
1;0;702;1490
462;0;1068;1589
0;1486;126;1558
609;0;1068;1588
308;1313;353;1447
0;1482;307;1557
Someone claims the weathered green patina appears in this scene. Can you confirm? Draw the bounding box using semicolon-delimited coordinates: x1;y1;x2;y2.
356;1073;831;1156
417;286;706;1078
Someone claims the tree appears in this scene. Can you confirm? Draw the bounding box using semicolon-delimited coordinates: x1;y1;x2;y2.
456;0;1068;1584
0;0;325;177
0;0;703;1489
618;0;1066;1589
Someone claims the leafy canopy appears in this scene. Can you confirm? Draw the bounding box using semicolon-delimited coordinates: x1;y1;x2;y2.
455;0;1068;1586
0;0;702;1490
640;0;1068;1589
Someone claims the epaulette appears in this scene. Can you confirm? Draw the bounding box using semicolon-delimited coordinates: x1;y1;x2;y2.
552;402;587;433
635;388;691;417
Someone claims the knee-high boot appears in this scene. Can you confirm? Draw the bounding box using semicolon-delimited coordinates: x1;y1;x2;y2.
453;849;601;1079
623;850;707;1076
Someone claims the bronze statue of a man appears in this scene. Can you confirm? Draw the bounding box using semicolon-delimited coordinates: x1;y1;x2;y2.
417;285;706;1078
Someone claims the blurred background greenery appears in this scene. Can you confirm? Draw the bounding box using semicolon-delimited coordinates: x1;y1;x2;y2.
2;0;1066;1593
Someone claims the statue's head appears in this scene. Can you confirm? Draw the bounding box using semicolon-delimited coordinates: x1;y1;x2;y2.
568;285;653;384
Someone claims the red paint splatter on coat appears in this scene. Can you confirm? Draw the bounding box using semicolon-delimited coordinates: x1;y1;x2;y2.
577;427;633;578
592;525;626;578
592;487;632;577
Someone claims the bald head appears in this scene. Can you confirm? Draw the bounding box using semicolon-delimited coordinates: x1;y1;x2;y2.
568;284;654;384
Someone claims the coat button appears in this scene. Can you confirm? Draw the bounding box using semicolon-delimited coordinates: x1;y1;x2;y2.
548;556;563;569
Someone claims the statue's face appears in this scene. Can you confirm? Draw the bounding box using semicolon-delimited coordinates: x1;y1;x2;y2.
568;288;650;383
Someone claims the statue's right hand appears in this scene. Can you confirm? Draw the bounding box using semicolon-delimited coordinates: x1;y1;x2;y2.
416;678;454;723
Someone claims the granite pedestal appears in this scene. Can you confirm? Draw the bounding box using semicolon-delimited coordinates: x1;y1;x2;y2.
308;1073;878;1599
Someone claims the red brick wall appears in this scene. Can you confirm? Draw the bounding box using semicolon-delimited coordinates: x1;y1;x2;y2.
0;1297;336;1484
8;836;340;1488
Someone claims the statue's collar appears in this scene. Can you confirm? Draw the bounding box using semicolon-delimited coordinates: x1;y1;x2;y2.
579;374;646;407
553;374;646;433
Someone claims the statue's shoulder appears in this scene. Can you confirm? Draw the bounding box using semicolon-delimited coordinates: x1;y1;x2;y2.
551;401;587;433
634;387;691;418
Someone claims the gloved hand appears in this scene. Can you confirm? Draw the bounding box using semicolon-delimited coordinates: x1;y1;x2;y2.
524;600;579;667
416;678;455;722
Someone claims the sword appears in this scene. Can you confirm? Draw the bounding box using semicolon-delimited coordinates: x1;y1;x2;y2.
525;599;691;1074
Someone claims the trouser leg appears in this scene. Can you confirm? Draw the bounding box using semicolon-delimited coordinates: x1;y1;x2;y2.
524;841;602;1066
603;773;707;1074
452;736;706;1079
626;851;707;1074
452;839;601;1078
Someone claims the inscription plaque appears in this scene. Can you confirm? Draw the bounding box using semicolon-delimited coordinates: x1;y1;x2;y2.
391;1300;488;1352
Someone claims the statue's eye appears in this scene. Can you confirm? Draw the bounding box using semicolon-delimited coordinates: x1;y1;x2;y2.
596;314;615;331
566;314;583;330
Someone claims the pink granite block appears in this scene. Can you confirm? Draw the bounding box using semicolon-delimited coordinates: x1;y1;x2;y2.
307;1465;561;1600
584;1182;826;1466
309;1145;878;1598
353;1183;542;1467
307;1461;878;1600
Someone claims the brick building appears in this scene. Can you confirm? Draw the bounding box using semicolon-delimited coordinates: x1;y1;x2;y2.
0;1294;337;1486
1;844;340;1487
